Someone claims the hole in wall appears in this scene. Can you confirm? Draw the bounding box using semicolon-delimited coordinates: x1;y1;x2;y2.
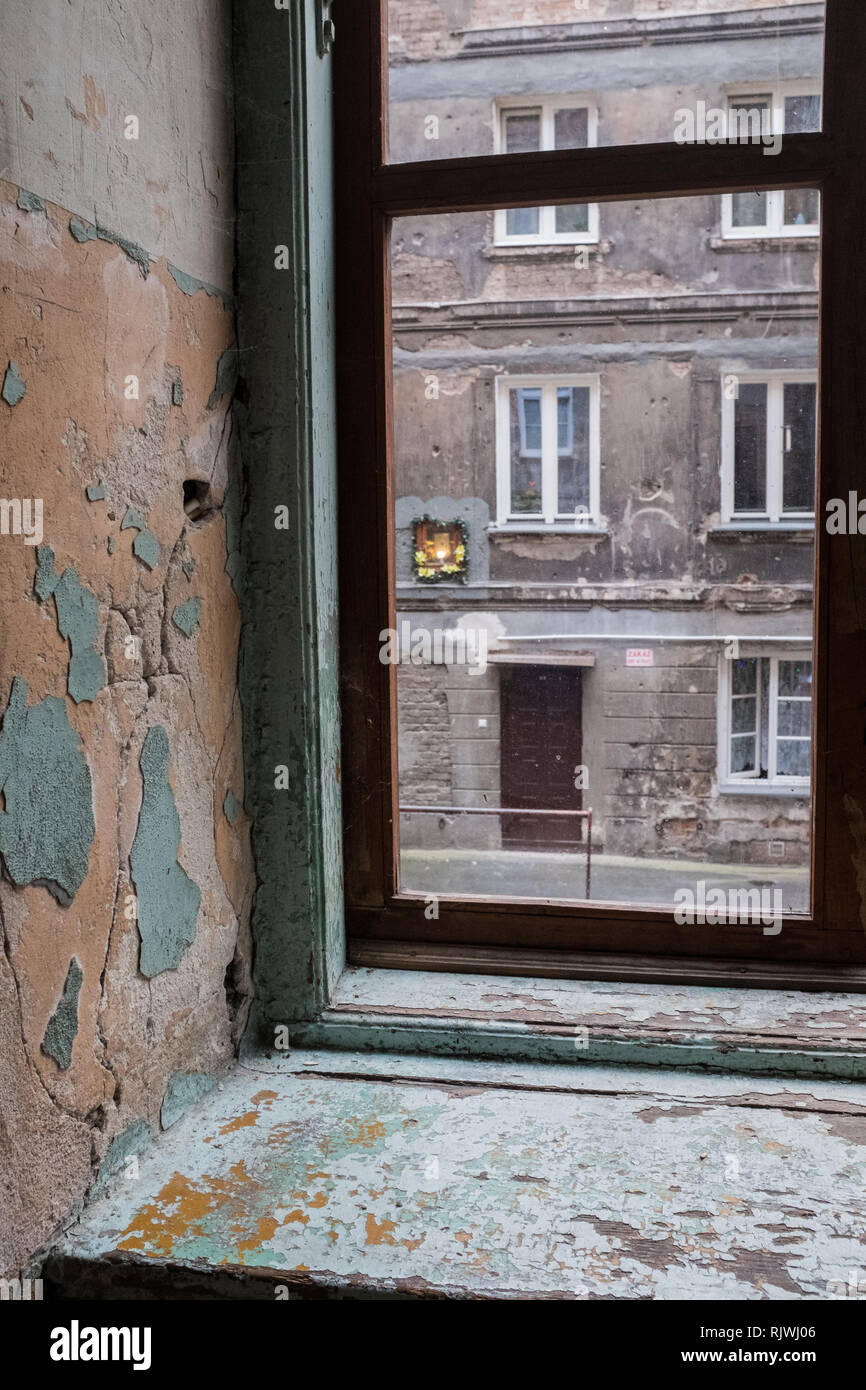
183;478;214;521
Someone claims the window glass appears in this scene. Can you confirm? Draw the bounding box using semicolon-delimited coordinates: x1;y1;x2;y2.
386;2;825;163
391;195;816;914
733;384;767;514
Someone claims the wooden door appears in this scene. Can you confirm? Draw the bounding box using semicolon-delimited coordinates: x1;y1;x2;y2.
500;666;583;851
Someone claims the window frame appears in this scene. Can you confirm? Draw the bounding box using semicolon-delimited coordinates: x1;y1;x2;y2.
493;95;600;246
721;81;822;239
717;648;813;793
495;373;601;526
335;0;866;979
721;370;818;524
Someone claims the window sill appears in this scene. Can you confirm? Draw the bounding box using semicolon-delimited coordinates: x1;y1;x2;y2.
289;960;866;1080
488;523;607;537
717;780;810;797
709;521;814;538
48;1022;866;1300
711;235;820;252
484;240;609;261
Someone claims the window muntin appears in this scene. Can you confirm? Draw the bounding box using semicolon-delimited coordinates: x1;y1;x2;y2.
723;85;821;238
497;376;599;524
722;373;817;523
494;98;598;245
721;654;812;788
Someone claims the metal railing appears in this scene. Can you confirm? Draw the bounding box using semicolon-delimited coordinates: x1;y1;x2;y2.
399;804;592;899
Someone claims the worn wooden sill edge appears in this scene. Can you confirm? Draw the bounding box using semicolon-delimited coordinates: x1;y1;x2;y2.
252;963;866;1082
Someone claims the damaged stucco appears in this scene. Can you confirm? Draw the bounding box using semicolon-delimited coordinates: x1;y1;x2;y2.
0;0;253;1279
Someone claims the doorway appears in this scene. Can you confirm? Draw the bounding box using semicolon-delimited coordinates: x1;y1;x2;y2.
500;665;584;851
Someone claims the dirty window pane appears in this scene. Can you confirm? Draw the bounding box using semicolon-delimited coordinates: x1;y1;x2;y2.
783;383;816;513
504;112;540;235
386;1;825;163
733;384;767;513
504;110;540;153
731;191;769;230
554;108;589;233
785;93;821;133
779;658;812;699
391;195;816;913
509;389;543;512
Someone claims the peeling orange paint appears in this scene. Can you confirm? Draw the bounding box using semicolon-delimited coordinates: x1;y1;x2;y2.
251;1090;278;1108
117;1162;258;1257
365;1213;397;1246
219;1111;260;1135
237;1216;280;1258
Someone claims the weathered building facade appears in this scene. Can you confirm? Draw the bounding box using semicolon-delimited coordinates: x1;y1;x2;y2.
390;0;820;900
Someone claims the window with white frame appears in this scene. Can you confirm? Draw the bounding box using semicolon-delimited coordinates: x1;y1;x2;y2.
721;85;821;238
495;375;600;526
720;652;812;786
494;97;599;244
721;372;816;523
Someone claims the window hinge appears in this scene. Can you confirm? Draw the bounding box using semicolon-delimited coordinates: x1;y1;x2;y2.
316;0;335;56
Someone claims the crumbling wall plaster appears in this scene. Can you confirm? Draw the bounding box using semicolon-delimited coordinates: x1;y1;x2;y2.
0;124;252;1274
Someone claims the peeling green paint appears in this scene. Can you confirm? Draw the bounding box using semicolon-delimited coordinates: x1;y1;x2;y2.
133;530;160;570
69;216;97;244
41;958;84;1070
93;1119;153;1194
182;556;196;580
167;263;232;305
207;346;238;409
86;482;106;502
161;1071;217;1130
224;790;241;826
131;726;201;978
34;547;106;703
2;361;26;407
68;216;151;279
172;378;184;406
17;189;44;213
172;597;201;637
121;507;146;532
34;544;58;601
0;678;94;905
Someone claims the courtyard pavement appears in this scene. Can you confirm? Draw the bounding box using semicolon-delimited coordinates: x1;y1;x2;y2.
400;847;809;914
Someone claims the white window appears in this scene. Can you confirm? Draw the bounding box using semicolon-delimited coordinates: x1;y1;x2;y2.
720;371;817;523
494;97;599;245
719;651;812;788
495;375;600;525
721;84;821;238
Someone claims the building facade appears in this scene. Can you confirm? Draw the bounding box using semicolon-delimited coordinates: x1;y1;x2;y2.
389;0;821;903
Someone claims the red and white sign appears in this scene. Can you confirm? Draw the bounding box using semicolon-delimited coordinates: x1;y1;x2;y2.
626;648;654;667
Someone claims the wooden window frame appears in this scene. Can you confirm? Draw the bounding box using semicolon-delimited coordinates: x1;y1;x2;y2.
335;0;866;980
720;370;818;524
495;374;601;527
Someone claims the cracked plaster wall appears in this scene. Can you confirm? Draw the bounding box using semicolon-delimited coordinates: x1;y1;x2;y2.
0;0;254;1278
